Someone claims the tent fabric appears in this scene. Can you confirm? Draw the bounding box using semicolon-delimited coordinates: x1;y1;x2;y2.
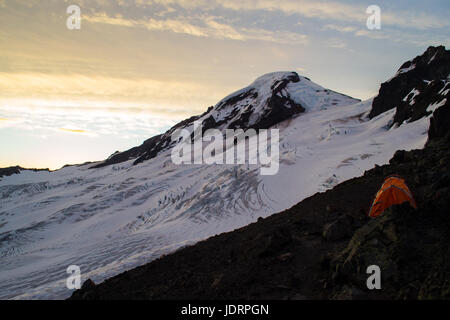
368;175;417;218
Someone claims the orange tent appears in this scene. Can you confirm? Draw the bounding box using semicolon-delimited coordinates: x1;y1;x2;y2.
368;175;417;218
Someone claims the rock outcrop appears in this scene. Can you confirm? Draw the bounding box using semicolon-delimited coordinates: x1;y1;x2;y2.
0;166;49;179
369;46;450;123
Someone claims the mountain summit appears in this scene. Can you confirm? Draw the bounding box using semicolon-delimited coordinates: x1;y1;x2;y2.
94;72;359;167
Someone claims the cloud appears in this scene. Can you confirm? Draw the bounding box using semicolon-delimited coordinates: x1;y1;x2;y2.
144;17;210;37
84;12;308;44
323;22;449;47
0;103;178;139
80;1;449;47
0;72;232;116
0;102;179;169
323;24;357;33
59;128;88;134
328;39;347;49
354;29;450;47
84;13;209;37
216;0;450;30
133;0;450;36
84;12;137;27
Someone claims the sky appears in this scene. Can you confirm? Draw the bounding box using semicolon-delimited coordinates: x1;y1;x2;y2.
0;0;449;169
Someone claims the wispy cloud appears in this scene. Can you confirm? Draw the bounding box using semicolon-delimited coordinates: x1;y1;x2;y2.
0;103;179;169
354;29;450;47
125;0;449;30
0;104;178;140
0;72;233;116
323;24;357;33
328;39;348;49
59;128;88;134
77;0;449;48
84;12;309;44
215;0;450;30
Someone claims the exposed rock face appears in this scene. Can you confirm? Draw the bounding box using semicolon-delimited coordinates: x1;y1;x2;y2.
369;46;450;122
0;166;49;179
92;72;359;168
202;73;307;131
0;166;22;179
393;77;449;125
428;93;450;142
91;114;204;168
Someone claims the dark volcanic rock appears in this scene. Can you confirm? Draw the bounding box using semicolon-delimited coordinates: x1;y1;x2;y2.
81;278;96;291
0;166;49;179
91;133;164;168
393;78;449;126
258;227;293;258
428;94;450;142
251;73;305;130
322;215;353;241
369;46;450;121
71;279;96;300
0;166;21;178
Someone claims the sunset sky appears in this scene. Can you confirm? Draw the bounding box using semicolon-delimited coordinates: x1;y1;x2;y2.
1;0;449;169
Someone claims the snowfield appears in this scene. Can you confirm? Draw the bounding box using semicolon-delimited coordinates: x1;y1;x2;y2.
0;73;434;299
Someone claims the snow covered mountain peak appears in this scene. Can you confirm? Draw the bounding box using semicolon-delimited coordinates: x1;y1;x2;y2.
204;71;359;130
93;71;359;167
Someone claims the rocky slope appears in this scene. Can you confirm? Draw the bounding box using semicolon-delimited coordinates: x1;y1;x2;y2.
370;45;449;123
70;102;450;300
